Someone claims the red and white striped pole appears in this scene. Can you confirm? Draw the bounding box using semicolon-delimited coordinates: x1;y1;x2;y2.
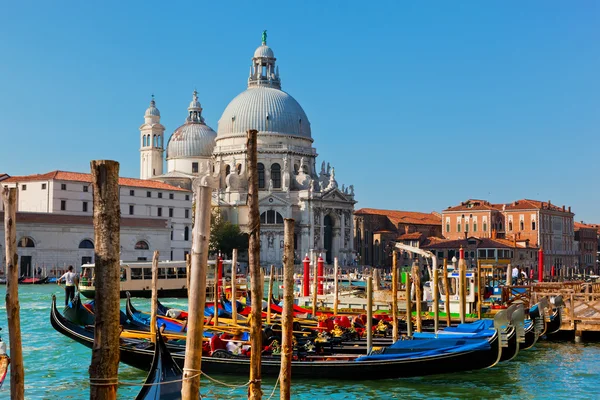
317;254;324;295
302;254;310;296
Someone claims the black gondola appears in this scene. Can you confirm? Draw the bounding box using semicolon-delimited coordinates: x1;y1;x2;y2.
545;295;564;335
134;329;183;400
50;295;505;380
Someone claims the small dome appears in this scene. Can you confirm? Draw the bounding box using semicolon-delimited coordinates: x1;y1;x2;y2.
167;123;217;159
254;45;274;59
218;86;311;139
145;99;160;117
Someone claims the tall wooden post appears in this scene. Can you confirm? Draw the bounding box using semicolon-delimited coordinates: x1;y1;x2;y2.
459;259;466;324
3;187;24;400
391;251;399;342
443;259;451;326
267;265;274;324
432;263;439;333
405;271;412;337
477;260;482;319
412;264;422;333
280;219;295;400
181;176;213;399
333;257;339;316
185;253;191;299
246;129;263;400
89;160;121;400
231;248;238;326
366;275;373;353
311;253;318;317
150;251;159;341
213;266;219;327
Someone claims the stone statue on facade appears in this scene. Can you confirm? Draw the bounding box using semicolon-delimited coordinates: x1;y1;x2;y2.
282;156;290;191
326;162;331;175
268;179;274;192
349;185;354;195
321;161;326;175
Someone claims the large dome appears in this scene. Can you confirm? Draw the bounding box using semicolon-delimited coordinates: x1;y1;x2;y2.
217;87;311;139
166;123;217;159
167;90;217;159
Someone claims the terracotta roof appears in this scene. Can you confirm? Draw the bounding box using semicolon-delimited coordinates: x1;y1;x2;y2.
574;221;597;231
397;232;424;240
504;199;568;213
355;208;441;226
0;173;9;182
444;199;503;212
0;212;169;229
422;237;533;250
4;171;190;192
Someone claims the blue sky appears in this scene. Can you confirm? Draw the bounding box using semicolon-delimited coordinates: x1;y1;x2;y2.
1;2;599;221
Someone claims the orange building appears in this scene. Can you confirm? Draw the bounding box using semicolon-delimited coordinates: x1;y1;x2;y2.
574;222;598;272
442;199;576;273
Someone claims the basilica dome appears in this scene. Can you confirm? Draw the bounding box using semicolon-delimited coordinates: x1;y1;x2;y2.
167;90;217;159
217;39;311;140
218;87;311;139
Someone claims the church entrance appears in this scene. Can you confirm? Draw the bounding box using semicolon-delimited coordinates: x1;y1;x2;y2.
324;215;333;264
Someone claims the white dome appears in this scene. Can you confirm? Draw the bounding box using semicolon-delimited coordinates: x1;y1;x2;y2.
167;123;217;159
145;99;160;117
217;87;311;139
254;44;274;59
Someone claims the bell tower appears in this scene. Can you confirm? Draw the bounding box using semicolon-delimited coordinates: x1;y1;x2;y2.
140;95;165;179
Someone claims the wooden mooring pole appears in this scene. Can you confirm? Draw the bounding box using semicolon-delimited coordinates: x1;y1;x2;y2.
280;218;295;400
213;265;219;327
267;265;274;324
247;129;263;400
432;262;439;333
366;274;373;353
405;270;412;337
392;251;399;342
89;160;121;400
443;259;451;327
185;253;191;299
151;251;159;341
3;187;24;400
459;258;466;324
412;264;422;333
181;174;213;399
231;248;238;326
477;260;482;319
333;257;339;316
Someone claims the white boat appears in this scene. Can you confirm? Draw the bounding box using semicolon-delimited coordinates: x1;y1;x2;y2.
78;259;238;299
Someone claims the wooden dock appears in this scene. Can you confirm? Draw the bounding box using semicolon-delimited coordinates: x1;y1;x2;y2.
506;282;600;337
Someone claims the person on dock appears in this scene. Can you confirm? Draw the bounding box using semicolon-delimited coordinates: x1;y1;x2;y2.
512;265;519;283
57;265;78;306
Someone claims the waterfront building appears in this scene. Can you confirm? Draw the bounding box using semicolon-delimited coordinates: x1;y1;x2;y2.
353;208;442;267
0;171;191;274
422;236;539;272
143;34;356;266
574;221;598;273
442;199;576;273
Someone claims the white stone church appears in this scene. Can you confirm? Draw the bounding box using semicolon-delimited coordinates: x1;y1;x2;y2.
0;35;355;273
143;35;356;265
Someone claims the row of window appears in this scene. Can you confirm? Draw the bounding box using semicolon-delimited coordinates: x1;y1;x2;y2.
17;237;150;250
446;220;538;233
20;183;190;202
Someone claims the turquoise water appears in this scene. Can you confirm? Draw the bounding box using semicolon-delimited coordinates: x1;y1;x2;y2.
0;285;598;399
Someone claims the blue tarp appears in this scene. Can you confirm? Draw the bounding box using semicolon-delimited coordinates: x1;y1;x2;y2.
356;339;490;362
443;319;494;333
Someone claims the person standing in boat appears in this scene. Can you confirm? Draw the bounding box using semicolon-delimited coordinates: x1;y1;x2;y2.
58;265;78;306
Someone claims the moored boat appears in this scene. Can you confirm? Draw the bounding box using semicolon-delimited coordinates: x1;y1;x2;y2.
50;294;503;380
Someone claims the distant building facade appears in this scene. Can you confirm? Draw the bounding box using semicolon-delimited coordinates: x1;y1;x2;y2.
353;208;442;267
0;171;191;274
443;199;576;272
574;222;598;272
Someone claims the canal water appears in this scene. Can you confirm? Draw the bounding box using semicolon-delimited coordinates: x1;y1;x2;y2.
0;285;598;399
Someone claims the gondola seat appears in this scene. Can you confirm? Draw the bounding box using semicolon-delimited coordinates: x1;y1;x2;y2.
210;335;227;355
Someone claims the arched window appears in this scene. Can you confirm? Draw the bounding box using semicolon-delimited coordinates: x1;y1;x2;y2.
258;163;265;189
237;164;242;175
532;220;536;230
508;221;513;231
79;239;94;249
135;240;149;250
260;210;284;224
520;220;524;230
17;237;35;248
143;136;146;147
271;163;281;189
225;165;231;176
184;226;189;241
294;164;299;175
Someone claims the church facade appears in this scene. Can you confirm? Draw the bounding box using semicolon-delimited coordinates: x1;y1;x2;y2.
142;35;356;265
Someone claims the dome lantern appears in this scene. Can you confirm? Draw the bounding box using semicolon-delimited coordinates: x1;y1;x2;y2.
248;30;281;90
144;94;161;119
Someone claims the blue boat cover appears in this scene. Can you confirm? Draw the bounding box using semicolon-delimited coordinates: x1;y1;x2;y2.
204;305;228;318
356;339;490;361
443;319;494;333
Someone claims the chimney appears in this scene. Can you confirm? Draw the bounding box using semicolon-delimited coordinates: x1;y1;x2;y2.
569;206;571;213
562;205;565;212
404;225;409;234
